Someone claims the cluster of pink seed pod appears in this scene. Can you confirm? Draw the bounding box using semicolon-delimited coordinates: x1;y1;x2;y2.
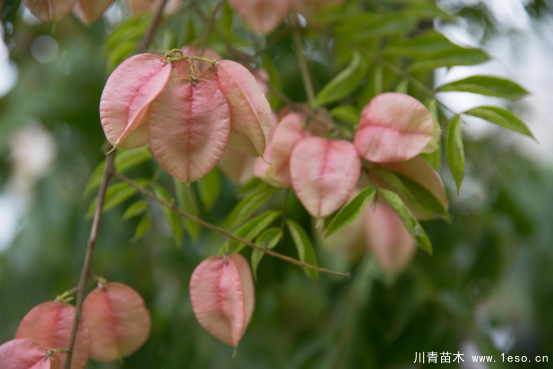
0;282;150;368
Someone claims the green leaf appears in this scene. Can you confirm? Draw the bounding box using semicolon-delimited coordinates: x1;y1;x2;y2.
123;200;148;220
372;168;416;202
379;189;432;254
330;105;359;125
437;75;528;99
85;147;153;196
338;13;417;40
154;185;183;247
359;63;383;106
251;228;283;280
324;187;376;238
421;98;441;154
198;168;221;211
132;213;151;243
174;179;200;242
463;106;534;138
227;211;281;254
384;32;460;57
315;51;368;106
226;186;279;230
446;115;465;194
85;180;148;219
286;220;319;283
410;48;490;71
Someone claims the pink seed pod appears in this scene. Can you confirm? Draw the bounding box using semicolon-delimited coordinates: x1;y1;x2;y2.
229;0;292;34
0;339;58;369
15;301;90;369
179;46;222;72
190;254;255;347
22;0;77;22
219;149;256;184
100;53;172;150
72;0;114;25
354;92;433;163
371;156;448;221
205;60;272;157
82;282;151;362
252;69;269;95
290;137;361;218
255;113;308;188
365;202;416;274
148;60;231;183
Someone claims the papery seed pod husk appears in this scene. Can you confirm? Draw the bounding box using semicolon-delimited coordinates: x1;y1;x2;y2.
72;0;114;25
229;0;292;34
100;53;172;149
204;60;272;157
82;282;151;362
255;113;308;188
15;302;90;369
149;60;231;183
190;254;255;347
370;156;448;221
355;92;433;163
365;202;417;274
290;137;361;218
0;339;58;369
23;0;77;22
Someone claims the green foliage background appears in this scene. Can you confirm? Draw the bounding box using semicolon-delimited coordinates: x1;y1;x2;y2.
1;0;553;368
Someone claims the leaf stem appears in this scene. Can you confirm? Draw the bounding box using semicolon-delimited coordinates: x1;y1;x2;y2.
114;172;350;279
291;16;316;106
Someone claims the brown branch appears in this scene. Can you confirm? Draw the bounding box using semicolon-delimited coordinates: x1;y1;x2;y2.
64;1;170;368
113;171;351;279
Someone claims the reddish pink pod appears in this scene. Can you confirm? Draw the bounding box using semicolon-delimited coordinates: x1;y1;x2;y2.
180;46;222;72
0;339;58;369
190;254;255;347
229;0;291;34
23;0;77;22
100;53;171;149
365;203;416;274
149;60;231;183
72;0;114;25
15;302;90;369
255;113;308;188
355;93;433;163
82;282;151;362
206;60;272;157
290;137;361;218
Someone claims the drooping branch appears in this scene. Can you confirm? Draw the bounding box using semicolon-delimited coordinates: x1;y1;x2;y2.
63;1;170;368
113;171;351;279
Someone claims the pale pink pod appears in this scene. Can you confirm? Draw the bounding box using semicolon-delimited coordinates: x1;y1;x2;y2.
149;60;230;183
372;156;448;220
15;302;90;369
22;0;77;22
354;92;433;163
218;149;256;183
365;203;416;274
0;339;58;369
190;254;255;347
229;0;291;34
180;46;221;72
290;137;361;218
207;60;272;157
72;0;114;25
100;53;171;149
82;282;151;362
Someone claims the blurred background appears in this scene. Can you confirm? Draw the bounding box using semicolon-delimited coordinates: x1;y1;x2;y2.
1;0;553;368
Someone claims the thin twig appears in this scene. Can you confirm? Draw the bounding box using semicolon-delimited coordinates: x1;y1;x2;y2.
114;172;350;279
64;1;170;368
